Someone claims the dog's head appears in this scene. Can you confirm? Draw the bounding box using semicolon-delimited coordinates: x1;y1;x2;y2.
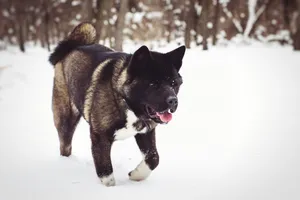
123;45;186;124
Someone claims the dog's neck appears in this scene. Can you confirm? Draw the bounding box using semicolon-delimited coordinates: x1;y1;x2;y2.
111;55;131;93
122;98;157;131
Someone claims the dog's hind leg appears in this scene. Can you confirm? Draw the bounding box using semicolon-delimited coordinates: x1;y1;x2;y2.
52;63;81;157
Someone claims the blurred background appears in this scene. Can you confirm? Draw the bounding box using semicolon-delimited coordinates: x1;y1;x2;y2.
0;0;300;52
0;1;300;199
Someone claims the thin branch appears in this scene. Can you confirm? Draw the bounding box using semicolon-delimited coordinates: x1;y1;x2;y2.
244;0;270;37
222;6;243;33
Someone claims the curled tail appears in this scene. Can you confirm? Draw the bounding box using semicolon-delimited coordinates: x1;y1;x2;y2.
49;22;97;66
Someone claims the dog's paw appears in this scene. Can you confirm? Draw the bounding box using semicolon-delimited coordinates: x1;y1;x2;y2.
128;160;152;181
60;145;72;157
100;174;116;187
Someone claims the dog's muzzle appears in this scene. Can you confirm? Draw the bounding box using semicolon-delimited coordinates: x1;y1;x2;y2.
166;96;178;113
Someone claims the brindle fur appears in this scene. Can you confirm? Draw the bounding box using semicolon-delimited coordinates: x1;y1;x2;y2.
49;22;185;186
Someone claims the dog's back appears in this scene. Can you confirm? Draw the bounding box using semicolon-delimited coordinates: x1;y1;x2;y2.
49;23;129;121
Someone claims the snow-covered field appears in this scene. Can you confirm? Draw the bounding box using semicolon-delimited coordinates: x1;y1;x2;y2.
0;44;299;200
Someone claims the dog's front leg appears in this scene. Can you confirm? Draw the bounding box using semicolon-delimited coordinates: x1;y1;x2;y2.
90;128;115;187
129;129;159;181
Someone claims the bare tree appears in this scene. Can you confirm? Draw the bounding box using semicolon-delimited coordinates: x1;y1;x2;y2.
184;0;196;48
14;0;27;52
82;0;94;22
223;0;244;35
244;0;271;37
42;0;51;52
95;0;114;43
212;0;220;45
0;0;299;52
114;0;129;51
201;0;209;50
294;0;300;49
162;0;174;43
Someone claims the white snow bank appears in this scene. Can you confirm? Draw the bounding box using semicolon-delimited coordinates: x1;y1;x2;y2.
0;44;299;200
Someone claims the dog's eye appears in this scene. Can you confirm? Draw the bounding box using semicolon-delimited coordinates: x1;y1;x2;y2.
150;80;159;88
171;80;177;87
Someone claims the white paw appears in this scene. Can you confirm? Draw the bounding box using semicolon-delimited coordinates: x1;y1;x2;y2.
129;160;152;181
100;174;116;187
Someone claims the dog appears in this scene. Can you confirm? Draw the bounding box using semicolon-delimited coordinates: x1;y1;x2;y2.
49;22;186;186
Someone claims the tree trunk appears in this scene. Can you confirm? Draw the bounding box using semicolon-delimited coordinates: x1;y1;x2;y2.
96;0;114;43
167;10;173;43
114;0;129;51
244;0;271;37
201;0;209;50
293;0;300;50
82;0;94;22
164;1;174;43
44;10;51;51
224;0;243;34
17;22;25;52
193;0;201;46
15;1;26;52
40;27;45;48
212;0;220;45
283;0;290;28
184;0;195;48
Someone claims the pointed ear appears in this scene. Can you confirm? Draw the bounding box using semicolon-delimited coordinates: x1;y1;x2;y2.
128;45;151;73
132;45;151;63
165;45;186;71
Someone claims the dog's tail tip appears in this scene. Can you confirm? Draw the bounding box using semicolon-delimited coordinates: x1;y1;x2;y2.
49;22;97;66
67;22;97;45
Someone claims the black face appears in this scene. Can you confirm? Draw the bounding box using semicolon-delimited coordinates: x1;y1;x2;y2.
124;45;186;124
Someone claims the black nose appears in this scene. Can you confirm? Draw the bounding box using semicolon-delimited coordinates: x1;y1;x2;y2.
166;96;178;112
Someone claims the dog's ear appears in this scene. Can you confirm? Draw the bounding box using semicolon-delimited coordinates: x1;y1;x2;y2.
132;45;151;64
165;45;186;71
128;45;151;74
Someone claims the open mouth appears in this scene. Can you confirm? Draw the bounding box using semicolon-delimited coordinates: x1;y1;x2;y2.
145;105;173;123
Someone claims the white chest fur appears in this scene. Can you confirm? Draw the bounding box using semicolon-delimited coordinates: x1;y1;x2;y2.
114;110;147;141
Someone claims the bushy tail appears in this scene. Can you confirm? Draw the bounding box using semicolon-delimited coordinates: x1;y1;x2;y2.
49;22;97;66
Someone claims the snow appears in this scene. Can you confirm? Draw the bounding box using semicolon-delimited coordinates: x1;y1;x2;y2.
0;44;300;200
220;0;230;5
173;8;182;14
109;15;117;25
55;17;60;22
194;3;202;15
2;10;9;17
126;12;144;23
145;12;163;19
71;0;81;6
207;22;213;29
220;16;226;23
174;19;182;26
257;30;292;44
138;2;149;11
111;7;117;13
126;11;162;25
76;14;81;20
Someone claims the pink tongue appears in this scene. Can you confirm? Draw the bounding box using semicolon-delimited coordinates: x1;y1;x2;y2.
156;112;172;123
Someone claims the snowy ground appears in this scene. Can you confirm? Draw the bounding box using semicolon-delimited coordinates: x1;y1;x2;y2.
0;44;299;200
